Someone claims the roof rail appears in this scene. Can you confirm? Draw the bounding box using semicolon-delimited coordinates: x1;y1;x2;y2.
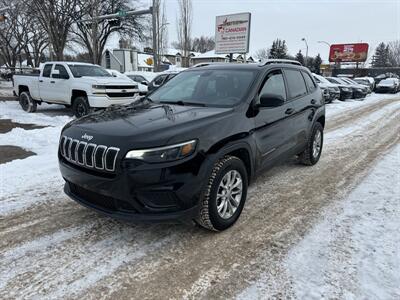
190;62;229;68
258;59;302;67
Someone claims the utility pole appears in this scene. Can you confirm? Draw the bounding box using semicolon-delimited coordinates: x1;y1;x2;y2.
152;1;157;72
301;38;308;67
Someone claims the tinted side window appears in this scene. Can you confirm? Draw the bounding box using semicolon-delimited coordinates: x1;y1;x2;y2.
42;64;53;78
259;69;287;101
302;72;316;92
285;69;307;98
54;64;69;78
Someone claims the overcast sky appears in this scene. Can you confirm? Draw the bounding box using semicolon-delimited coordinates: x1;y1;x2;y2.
141;0;399;63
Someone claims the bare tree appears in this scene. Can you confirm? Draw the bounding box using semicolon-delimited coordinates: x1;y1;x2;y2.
191;36;214;53
154;0;168;70
388;40;400;67
31;0;78;60
72;0;147;65
176;0;192;67
0;0;24;68
254;48;269;61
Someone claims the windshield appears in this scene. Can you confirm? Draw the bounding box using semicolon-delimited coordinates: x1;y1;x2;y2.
380;79;395;84
68;65;112;78
314;74;330;84
354;79;368;85
148;69;258;107
327;78;341;85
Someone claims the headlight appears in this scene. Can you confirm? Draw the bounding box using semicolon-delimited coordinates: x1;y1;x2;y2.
92;85;107;94
341;87;349;92
125;140;197;163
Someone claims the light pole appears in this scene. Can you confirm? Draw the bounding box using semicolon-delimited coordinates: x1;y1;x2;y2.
301;38;308;67
318;40;330;47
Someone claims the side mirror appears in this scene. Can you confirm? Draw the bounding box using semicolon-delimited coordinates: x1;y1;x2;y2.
258;93;285;108
141;81;148;86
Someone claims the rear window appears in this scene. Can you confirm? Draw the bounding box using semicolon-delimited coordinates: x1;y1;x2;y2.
285;69;307;98
302;72;316;92
42;64;53;78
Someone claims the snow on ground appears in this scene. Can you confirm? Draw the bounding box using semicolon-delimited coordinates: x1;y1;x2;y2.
286;144;400;299
0;81;13;97
0;101;72;215
238;144;400;300
326;92;399;118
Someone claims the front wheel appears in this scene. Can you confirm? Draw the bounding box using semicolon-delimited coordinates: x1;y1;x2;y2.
72;96;91;118
196;156;248;231
299;122;324;166
19;91;37;113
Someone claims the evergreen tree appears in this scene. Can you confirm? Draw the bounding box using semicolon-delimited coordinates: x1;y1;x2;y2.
269;39;288;59
372;42;390;67
313;54;322;74
295;50;305;65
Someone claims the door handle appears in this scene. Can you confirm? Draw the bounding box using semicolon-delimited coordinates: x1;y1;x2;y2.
285;108;294;115
39;80;43;82
50;81;55;84
311;99;316;104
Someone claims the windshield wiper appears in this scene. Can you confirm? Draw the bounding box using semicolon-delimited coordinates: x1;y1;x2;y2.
159;100;206;107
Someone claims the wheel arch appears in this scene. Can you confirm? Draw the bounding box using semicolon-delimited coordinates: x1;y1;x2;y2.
71;90;88;105
18;85;29;95
206;136;255;183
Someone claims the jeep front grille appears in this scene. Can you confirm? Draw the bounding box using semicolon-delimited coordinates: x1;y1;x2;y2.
60;136;120;172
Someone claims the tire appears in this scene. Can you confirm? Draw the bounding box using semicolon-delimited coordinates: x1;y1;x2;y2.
299;122;324;166
72;96;91;118
19;91;37;113
196;156;248;231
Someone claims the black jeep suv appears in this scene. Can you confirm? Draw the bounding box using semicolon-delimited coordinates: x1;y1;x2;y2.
58;60;325;231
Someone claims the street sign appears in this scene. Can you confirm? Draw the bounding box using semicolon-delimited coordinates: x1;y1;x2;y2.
215;12;251;54
117;10;127;17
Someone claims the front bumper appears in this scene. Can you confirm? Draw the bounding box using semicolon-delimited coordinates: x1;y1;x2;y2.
352;89;367;99
339;89;352;100
375;87;396;93
59;153;212;222
87;94;137;108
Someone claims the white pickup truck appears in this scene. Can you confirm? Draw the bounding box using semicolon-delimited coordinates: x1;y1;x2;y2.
13;62;139;117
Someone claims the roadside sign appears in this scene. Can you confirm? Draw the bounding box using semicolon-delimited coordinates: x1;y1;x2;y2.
215;12;251;54
117;10;127;17
329;43;369;63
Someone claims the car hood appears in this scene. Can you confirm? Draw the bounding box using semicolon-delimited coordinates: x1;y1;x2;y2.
318;82;338;89
78;76;136;86
62;102;233;149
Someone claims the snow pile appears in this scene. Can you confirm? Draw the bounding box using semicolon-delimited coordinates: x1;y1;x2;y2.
0;101;72;215
286;145;400;299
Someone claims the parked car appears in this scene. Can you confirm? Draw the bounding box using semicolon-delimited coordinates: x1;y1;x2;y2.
342;77;371;94
354;77;375;91
13;62;139;117
325;77;353;100
312;73;340;103
147;70;180;92
58;60;325;231
124;71;158;95
375;78;399;93
327;77;367;99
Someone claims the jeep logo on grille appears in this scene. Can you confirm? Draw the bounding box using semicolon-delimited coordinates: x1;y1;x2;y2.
81;133;93;141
